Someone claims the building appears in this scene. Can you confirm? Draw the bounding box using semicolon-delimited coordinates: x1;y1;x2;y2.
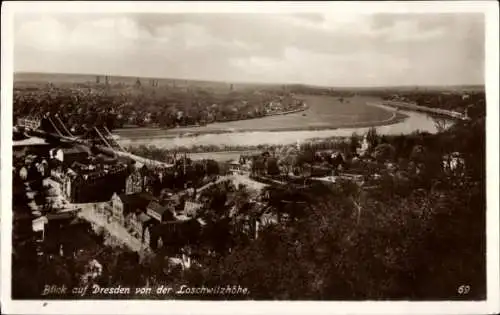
58;164;128;203
162;193;184;213
101;192;157;245
112;192;155;221
146;201;175;223
119;192;157;214
19;166;28;181
229;160;242;174
17;116;42;130
149;218;206;251
183;201;203;217
109;193;127;225
51;145;91;166
32;216;48;242
125;168;144;194
35;160;49;178
125;212;153;245
13;136;52;158
229;160;250;175
357;135;370;156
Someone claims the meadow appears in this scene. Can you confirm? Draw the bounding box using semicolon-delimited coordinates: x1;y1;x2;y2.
114;94;401;139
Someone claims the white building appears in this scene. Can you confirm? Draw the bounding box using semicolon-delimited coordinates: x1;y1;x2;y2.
357;135;370;156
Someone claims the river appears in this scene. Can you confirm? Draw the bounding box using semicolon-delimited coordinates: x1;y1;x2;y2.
116;95;452;153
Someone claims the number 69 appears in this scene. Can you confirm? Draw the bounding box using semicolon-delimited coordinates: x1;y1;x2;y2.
457;285;470;295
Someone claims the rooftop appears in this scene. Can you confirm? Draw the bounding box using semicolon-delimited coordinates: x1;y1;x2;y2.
13;137;48;147
148;201;169;215
58;145;91;155
137;212;151;223
118;192;157;210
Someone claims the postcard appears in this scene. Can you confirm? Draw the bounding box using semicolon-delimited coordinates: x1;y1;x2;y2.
1;1;499;314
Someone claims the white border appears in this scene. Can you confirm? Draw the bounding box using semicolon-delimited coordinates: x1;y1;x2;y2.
1;2;499;315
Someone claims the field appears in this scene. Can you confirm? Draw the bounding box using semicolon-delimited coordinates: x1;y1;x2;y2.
115;95;400;139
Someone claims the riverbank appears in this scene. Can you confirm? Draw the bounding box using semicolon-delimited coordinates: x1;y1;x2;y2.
115;108;405;140
115;94;448;150
381;100;469;120
118;103;308;131
262;103;308;116
114;95;393;139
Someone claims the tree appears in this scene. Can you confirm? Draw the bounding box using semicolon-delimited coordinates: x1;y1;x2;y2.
251;157;266;176
205;159;220;176
373;143;396;163
297;149;315;176
366;127;379;152
266;157;281;176
279;147;298;176
349;132;361;154
410;145;426;164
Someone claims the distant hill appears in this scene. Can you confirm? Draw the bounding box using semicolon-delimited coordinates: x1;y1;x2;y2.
13;72;484;94
13;72;282;91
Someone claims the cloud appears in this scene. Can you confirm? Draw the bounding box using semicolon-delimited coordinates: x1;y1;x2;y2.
13;12;485;86
16;16;68;51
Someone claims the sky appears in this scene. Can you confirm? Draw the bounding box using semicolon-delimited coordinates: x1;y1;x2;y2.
13;12;485;87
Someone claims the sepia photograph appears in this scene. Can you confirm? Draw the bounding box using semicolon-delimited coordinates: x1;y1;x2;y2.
1;1;499;315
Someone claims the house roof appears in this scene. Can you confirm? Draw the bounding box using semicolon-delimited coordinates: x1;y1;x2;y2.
147;200;171;216
137;213;151;223
59;145;91;156
46;212;77;221
13;137;48;147
184;201;202;210
118;192;157;211
174;214;191;222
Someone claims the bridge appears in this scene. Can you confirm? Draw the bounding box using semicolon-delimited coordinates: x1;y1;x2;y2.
19;115;174;169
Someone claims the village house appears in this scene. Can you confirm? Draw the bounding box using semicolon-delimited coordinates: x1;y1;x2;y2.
17;116;42;130
229;160;243;174
108;192;157;226
13;136;51;157
357;135;370;156
60;169;78;201
126;212;153;245
125;168;144;194
31;216;48;242
109;193;127;225
183;201;203;217
149;217;206;251
58;164;128;203
19;166;28;181
146;200;176;223
162;193;184;213
50;145;91;166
